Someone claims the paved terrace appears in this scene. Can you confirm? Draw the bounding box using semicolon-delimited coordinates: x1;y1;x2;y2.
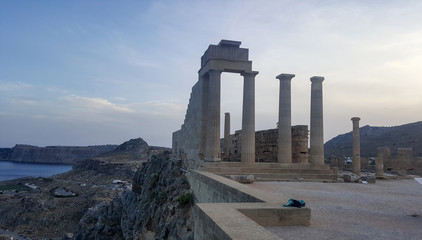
248;178;422;240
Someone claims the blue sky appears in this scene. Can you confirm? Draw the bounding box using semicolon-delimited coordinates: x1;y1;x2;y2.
1;0;422;148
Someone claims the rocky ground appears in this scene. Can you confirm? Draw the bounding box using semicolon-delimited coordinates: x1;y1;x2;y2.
0;154;137;240
0;138;190;240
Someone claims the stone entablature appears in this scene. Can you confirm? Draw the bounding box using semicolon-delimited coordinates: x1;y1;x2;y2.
200;40;251;73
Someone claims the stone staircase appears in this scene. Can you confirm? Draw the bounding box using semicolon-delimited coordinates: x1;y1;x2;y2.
204;162;339;182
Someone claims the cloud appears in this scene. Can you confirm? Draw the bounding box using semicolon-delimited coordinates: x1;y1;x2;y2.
61;95;135;113
0;82;32;91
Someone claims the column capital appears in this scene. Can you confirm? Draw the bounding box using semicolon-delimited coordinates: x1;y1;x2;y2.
208;69;223;75
276;73;295;81
310;76;324;83
241;71;259;77
351;117;361;122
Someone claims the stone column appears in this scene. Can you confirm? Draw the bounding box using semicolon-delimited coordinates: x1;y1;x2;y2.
276;73;295;163
223;112;230;155
241;71;258;164
205;70;222;161
309;76;325;165
351;117;361;175
199;75;209;160
376;147;388;178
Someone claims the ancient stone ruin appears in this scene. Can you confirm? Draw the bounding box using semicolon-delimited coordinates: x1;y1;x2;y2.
172;40;337;181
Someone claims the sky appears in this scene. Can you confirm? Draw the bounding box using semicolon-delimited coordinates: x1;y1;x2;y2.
1;0;421;148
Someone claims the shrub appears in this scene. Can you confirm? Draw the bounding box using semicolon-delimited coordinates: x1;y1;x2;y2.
176;193;194;207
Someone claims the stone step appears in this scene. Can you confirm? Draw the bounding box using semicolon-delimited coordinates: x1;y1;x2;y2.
254;178;338;183
215;172;337;179
204;162;332;170
206;167;335;175
211;172;338;182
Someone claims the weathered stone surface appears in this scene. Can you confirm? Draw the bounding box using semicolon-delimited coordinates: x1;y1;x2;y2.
310;76;325;165
222;126;308;163
276;73;295;163
343;173;360;183
227;175;254;184
376;147;388;178
351;117;361;176
361;175;376;183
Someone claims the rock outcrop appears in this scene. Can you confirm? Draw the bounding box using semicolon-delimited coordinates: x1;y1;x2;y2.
73;152;194;240
0;144;118;164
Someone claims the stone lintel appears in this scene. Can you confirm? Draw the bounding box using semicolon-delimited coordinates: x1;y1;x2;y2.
276;73;295;81
198;59;252;77
310;76;324;83
218;39;242;47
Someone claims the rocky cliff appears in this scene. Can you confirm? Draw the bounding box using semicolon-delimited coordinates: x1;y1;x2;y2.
73;152;194;240
0;138;192;240
325;121;422;158
0;144;118;164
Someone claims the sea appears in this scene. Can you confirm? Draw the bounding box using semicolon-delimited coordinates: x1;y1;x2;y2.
0;161;73;181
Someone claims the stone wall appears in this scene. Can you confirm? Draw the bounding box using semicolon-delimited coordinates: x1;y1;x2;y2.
172;80;204;168
221;126;309;163
187;171;263;203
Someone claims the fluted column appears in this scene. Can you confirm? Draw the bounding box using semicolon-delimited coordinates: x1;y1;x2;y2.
241;71;258;165
276;73;295;163
205;70;222;161
310;76;325;165
351;117;361;175
223;112;230;155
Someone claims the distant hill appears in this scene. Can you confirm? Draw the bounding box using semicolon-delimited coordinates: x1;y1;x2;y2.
96;138;171;161
324;121;422;158
0;144;118;164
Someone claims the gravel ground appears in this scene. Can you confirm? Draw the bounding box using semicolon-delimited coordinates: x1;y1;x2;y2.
248;179;422;240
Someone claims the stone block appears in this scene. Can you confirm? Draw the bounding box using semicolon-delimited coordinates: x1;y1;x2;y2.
227;175;254;184
343;173;360;183
361;175;376;183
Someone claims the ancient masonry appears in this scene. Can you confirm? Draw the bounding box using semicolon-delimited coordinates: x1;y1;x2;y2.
173;40;336;181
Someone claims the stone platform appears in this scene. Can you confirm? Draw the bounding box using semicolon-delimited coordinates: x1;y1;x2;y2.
204;162;339;182
188;170;311;240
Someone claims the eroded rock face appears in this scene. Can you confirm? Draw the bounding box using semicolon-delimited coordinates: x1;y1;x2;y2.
74;153;194;240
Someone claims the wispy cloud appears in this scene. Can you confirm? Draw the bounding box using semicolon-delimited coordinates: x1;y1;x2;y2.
61;95;135;113
0;82;32;91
